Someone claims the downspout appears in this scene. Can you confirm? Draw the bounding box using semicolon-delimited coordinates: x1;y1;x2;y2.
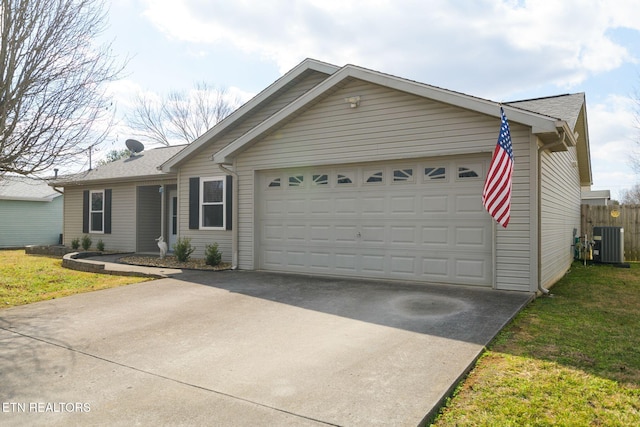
217;163;239;270
537;131;566;295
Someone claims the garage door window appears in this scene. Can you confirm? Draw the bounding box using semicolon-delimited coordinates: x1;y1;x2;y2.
268;177;281;188
312;174;328;186
424;167;446;181
337;173;354;185
288;175;304;187
457;164;482;179
393;168;413;183
365;170;384;184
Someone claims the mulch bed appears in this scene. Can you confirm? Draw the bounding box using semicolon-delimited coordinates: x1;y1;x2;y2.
118;255;232;271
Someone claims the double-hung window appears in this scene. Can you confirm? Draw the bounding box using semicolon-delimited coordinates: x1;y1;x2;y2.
90;190;104;233
200;176;226;229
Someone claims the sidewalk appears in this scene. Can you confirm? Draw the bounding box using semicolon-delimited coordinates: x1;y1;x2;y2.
62;252;183;278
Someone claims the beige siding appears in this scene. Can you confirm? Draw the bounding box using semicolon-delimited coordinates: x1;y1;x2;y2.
176;71;329;261
234;79;533;290
63;183;137;252
540;145;581;288
62;179;175;253
494;125;534;292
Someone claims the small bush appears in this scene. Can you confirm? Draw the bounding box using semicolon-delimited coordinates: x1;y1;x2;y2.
173;237;195;262
96;240;105;252
205;243;223;266
81;235;92;251
71;237;80;250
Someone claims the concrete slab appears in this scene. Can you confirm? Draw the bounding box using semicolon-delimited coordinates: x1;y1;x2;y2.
0;271;532;426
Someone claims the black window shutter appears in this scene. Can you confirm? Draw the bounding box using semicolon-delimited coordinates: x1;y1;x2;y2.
226;175;233;230
82;190;89;233
189;177;199;229
104;189;112;234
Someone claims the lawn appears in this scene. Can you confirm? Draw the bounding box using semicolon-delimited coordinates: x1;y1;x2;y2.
432;262;640;426
0;250;150;308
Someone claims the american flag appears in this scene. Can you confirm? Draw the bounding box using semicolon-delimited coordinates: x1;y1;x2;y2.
482;107;514;228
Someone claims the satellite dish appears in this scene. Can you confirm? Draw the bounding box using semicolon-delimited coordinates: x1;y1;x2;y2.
125;139;145;155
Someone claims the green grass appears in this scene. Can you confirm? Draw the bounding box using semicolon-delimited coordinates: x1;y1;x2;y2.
0;250;150;308
432;262;640;426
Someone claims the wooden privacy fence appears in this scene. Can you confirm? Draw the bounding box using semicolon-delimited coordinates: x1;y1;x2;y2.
581;204;640;261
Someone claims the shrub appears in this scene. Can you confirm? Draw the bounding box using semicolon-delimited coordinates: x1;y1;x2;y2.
204;243;222;266
71;237;80;250
96;240;105;252
173;237;195;262
81;235;92;251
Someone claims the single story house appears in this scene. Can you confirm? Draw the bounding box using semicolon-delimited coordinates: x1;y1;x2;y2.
51;145;185;253
0;176;63;248
52;59;592;293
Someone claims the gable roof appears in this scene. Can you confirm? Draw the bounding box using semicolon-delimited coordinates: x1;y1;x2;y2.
51;145;185;186
507;93;592;185
0;176;61;202
212;61;578;164
160;58;339;172
507;93;584;129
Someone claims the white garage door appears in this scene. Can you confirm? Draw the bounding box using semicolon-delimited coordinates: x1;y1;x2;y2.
257;156;492;286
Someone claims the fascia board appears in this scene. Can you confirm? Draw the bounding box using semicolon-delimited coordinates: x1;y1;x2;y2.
161;59;339;172
51;173;177;187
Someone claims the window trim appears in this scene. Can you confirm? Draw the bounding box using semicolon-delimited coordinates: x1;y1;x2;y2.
200;176;226;230
89;189;104;234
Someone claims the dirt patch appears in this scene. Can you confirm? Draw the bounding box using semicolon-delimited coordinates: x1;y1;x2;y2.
119;255;232;271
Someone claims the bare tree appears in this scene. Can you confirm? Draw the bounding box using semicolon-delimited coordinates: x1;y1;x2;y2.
128;82;239;146
620;183;640;205
0;0;123;176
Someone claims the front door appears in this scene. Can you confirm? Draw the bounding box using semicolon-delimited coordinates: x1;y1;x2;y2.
168;190;178;250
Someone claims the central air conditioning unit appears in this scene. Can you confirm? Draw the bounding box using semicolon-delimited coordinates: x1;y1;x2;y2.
592;226;624;264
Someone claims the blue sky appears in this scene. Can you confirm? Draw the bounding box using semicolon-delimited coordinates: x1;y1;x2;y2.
102;0;640;200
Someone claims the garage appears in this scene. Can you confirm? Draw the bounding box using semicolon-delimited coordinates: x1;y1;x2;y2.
257;155;493;286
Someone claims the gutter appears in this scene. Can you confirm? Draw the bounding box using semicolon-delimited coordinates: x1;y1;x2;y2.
217;163;239;270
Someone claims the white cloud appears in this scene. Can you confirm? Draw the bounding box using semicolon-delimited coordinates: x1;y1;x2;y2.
587;94;639;198
140;0;640;98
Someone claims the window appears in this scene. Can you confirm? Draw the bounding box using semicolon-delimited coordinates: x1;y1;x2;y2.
312;174;328;186
90;190;104;232
458;166;480;179
268;178;281;188
424;167;446;180
83;189;111;234
337;173;353;185
288;175;304;187
365;170;384;183
393;168;413;182
200;177;226;229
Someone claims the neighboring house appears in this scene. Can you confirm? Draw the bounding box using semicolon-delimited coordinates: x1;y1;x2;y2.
0;176;63;248
53;59;593;292
581;187;611;206
50;145;185;253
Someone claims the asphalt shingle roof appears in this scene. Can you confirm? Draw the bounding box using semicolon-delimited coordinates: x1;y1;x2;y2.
52;145;186;185
506;93;585;129
0;176;61;201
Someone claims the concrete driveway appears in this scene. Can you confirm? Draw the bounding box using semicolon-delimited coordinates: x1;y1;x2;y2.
0;270;532;426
